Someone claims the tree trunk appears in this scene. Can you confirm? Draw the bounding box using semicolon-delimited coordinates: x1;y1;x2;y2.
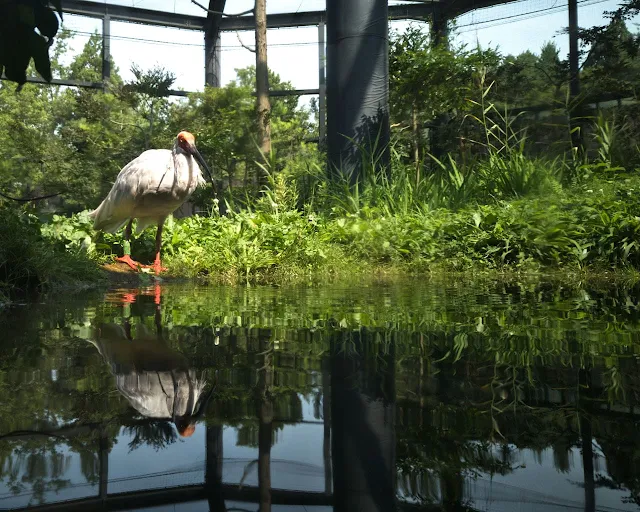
255;0;271;160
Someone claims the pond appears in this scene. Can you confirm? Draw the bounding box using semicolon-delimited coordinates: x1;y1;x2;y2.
1;277;640;512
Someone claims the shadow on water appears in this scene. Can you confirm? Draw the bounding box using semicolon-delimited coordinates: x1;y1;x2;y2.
2;278;640;510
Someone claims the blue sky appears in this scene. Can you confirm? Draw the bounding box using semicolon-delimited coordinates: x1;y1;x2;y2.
57;0;628;94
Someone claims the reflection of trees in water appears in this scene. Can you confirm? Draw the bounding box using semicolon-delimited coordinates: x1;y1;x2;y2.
395;344;640;508
1;444;72;505
5;280;640;507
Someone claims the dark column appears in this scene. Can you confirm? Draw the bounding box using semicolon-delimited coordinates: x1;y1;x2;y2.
431;8;449;48
331;329;396;512
205;0;225;88
257;340;274;512
99;429;109;501
206;425;226;511
322;357;332;495
205;35;222;88
326;0;390;182
579;369;595;512
102;15;111;88
568;0;583;151
318;21;327;147
429;7;450;161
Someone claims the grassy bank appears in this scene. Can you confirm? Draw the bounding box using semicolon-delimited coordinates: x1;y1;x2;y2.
28;164;640;286
3;105;639;290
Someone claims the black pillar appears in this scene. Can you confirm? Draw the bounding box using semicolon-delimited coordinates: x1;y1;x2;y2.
431;8;449;48
318;21;327;147
102;15;111;89
579;368;595;512
205;0;225;88
205;35;222;88
331;330;396;512
568;0;582;150
326;0;390;183
99;429;109;501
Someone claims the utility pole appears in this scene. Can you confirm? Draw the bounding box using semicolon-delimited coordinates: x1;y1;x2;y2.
255;0;271;159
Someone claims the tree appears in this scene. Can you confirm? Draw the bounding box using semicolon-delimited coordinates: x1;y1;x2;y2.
581;19;640;99
389;26;498;174
169;65;315;206
117;64;177;150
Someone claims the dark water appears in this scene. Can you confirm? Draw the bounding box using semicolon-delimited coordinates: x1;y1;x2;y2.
1;278;640;512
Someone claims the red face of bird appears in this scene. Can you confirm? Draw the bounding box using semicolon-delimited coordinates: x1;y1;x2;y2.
178;424;196;438
177;131;196;153
176;131;214;187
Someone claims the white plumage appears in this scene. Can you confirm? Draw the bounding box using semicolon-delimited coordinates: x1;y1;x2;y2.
91;146;205;233
90;131;213;273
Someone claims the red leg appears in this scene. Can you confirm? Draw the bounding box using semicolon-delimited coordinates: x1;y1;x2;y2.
151;253;168;275
115;220;141;271
141;221;168;275
121;291;137;304
115;254;142;271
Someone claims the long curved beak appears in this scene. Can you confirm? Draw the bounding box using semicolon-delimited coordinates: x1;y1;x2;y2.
191;147;215;191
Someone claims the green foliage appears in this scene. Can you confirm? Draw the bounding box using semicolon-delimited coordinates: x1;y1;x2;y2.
3;24;640;289
0;208;102;296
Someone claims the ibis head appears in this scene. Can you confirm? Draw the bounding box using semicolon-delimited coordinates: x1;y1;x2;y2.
176;130;214;186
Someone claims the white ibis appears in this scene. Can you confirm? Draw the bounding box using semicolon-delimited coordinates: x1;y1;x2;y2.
90;131;213;274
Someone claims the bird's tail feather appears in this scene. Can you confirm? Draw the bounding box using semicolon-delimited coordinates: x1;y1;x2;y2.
90;200;128;233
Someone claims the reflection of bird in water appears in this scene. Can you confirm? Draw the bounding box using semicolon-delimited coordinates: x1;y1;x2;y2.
89;289;214;437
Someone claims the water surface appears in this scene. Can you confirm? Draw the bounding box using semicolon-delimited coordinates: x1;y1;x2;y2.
1;278;640;511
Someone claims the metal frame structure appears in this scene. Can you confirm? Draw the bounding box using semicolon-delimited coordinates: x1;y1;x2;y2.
21;0;524;144
1;0;583;145
53;0;438;143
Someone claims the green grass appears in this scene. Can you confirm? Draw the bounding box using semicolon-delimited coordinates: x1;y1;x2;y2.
32;167;640;285
0;208;105;298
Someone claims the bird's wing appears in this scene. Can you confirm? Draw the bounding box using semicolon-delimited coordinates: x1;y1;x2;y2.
91;150;173;232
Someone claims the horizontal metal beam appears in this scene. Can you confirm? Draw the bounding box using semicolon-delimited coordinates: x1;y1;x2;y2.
1;74;190;96
220;3;435;30
1;75;315;99
62;0;206;30
14;483;332;512
10;481;448;512
1;74;103;89
267;88;319;97
62;1;435;31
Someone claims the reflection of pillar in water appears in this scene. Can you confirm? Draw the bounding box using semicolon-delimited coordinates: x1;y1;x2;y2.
257;339;274;512
322;357;332;495
206;425;226;511
99;428;109;499
579;368;595;512
330;329;396;512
